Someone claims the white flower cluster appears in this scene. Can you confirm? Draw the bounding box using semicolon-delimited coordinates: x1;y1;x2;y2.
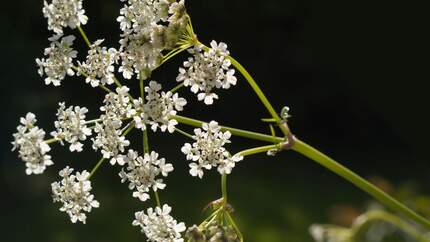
78;39;119;87
51;167;99;224
36;35;77;86
42;0;88;34
101;86;136;119
176;41;237;105
119;150;173;201
117;0;188;80
92;116;130;165
181;121;243;178
12;113;53;175
51;102;92;152
133;204;186;242
133;81;187;133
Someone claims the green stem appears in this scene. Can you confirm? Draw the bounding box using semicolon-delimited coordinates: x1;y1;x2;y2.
44;138;58;144
139;76;161;208
269;124;276;137
228;56;279;121
237;144;281;157
173;115;283;143
225;212;244;242
221;174;228;205
154;190;161;208
139;78;144;98
88;157;106;179
162;44;192;64
84;118;102;125
113;77;123;88
77;26;91;48
292;139;430;230
351;211;428;241
170;82;185;93
121;122;135;136
174;127;194;139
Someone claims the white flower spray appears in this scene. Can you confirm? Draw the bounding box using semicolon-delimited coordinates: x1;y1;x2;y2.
9;1;353;241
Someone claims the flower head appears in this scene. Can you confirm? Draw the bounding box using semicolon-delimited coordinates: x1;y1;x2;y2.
78;39;119;87
176;41;237;105
36;34;77;86
51;166;99;224
92;116;130;165
51;102;92;152
117;0;188;80
119;150;173;201
133;81;186;133
42;0;88;34
133;204;186;242
101;86;136;119
181;121;242;178
12;112;53;175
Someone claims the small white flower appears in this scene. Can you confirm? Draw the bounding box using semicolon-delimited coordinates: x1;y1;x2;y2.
42;0;88;34
51;166;99;224
50;102;92;152
181;121;242;178
117;0;188;80
133;81;186;133
78;39;119;87
100;86;136;119
36;34;77;86
12;112;53;175
133;204;186;242
176;41;237;105
119;150;173;202
92;116;130;164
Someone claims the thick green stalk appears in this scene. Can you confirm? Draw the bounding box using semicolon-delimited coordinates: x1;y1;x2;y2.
292;139;430;230
173;114;430;229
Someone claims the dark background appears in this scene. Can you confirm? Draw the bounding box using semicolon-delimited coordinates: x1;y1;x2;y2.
0;0;429;241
